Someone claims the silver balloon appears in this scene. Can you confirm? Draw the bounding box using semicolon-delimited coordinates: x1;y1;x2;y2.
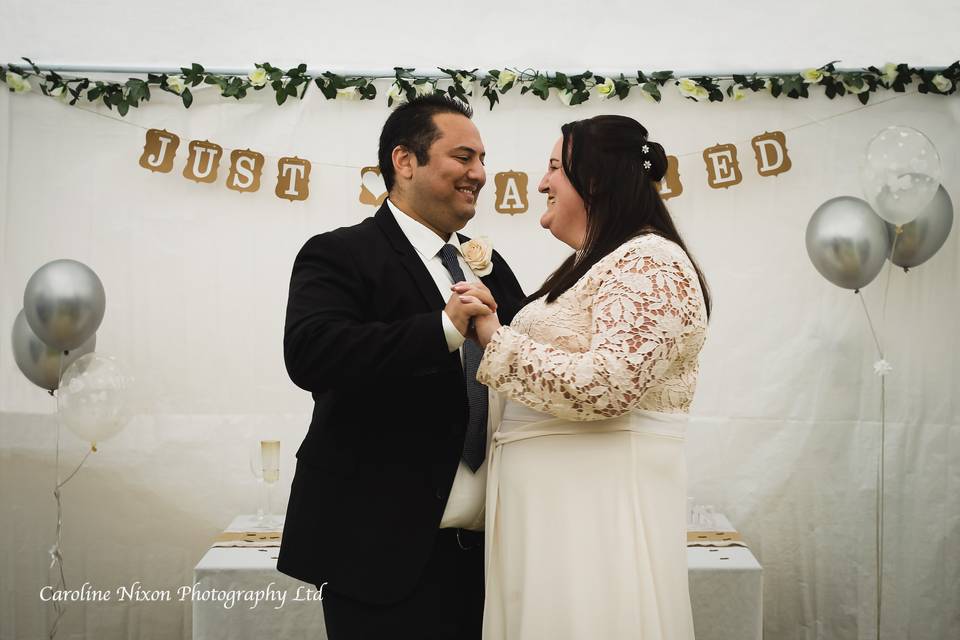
23;259;105;350
806;196;891;290
11;309;96;391
886;185;954;269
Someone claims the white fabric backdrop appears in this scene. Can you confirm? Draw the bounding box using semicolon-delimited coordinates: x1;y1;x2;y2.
1;49;959;640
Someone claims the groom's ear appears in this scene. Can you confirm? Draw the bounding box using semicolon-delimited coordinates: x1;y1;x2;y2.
392;145;416;183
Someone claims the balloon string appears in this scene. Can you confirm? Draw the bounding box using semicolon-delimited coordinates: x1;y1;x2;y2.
857;291;884;359
871;227;900;640
876;375;886;640
47;351;92;640
880;228;902;347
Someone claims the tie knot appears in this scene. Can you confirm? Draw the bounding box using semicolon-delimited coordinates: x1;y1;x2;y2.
438;244;466;282
438;243;459;262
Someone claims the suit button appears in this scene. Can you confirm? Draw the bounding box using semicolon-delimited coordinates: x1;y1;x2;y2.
435;489;444;500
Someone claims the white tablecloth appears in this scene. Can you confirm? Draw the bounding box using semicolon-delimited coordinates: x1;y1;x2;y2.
193;515;762;640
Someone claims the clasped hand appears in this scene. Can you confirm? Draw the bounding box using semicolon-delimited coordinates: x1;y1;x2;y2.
444;281;501;347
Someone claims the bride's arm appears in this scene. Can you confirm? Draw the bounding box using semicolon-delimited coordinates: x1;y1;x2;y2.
475;245;703;421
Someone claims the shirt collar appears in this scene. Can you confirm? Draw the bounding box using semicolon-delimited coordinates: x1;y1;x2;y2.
387;199;462;260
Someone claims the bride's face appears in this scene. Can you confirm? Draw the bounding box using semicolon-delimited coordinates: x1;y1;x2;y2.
537;138;587;250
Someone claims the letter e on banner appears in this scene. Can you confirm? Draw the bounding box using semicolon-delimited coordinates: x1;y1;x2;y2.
139;129;180;173
703;143;742;189
654;155;683;201
227;150;265;193
494;171;529;214
751;131;792;177
276;157;311;202
183;140;223;184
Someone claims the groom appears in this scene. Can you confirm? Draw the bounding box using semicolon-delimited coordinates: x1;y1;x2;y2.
278;94;525;639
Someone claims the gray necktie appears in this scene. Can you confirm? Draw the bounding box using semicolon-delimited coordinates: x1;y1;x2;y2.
437;243;487;472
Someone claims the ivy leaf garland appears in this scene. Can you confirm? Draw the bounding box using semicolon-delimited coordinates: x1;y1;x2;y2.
2;58;957;117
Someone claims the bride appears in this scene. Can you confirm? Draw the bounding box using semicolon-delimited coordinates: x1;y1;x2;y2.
455;115;711;639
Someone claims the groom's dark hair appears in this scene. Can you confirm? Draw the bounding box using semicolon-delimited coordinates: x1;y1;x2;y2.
378;93;474;192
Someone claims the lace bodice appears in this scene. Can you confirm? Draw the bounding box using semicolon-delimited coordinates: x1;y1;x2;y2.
476;234;708;421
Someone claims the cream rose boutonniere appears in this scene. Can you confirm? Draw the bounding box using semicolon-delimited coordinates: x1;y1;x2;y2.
461;236;494;277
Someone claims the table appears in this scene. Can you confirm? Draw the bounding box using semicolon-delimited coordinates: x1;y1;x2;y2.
194;515;762;640
688;515;764;640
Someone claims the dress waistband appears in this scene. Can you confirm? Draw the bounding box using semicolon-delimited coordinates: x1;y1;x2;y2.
495;400;688;446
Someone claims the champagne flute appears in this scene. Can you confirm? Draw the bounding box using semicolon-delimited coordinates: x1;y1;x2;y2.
248;439;281;529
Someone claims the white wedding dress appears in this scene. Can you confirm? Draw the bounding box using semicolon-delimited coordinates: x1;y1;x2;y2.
476;233;708;640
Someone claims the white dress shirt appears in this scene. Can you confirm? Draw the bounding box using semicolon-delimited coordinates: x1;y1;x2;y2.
387;199;487;531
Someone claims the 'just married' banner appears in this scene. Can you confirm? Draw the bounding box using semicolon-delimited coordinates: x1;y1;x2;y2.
137;128;793;208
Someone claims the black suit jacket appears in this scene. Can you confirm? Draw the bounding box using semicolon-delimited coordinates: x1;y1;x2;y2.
277;203;525;604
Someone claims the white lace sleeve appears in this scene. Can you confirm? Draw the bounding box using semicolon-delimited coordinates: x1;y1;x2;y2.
476;243;704;421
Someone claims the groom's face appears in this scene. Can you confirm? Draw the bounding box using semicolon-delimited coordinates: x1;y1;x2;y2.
407;113;486;236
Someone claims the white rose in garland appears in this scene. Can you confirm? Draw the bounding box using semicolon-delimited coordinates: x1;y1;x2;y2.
387;82;407;105
801;68;827;83
730;85;747;101
882;63;899;85
595;77;615;98
497;70;517;90
166;75;186;95
50;85;69;102
932;74;953;93
248;68;269;87
677;78;708;101
557;88;575;106
336;86;360;100
842;78;869;94
414;80;435;96
6;71;31;93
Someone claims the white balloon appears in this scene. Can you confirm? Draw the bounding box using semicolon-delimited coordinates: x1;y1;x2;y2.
860;126;942;225
57;353;133;446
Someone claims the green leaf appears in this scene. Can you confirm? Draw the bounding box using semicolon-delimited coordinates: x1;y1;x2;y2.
118;101;129;116
858;92;870;105
182;89;193;108
276;89;288;105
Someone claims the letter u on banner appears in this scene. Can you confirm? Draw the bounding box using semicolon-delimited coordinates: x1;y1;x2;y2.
183;140;224;184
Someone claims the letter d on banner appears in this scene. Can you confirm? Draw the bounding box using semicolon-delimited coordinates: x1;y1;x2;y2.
751;131;792;177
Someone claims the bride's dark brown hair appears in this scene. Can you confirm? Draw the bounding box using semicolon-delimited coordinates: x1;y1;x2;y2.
528;115;711;318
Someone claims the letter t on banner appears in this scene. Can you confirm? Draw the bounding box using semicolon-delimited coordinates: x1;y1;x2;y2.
275;157;311;202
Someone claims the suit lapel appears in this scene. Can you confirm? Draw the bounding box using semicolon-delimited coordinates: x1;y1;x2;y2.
375;204;446;310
